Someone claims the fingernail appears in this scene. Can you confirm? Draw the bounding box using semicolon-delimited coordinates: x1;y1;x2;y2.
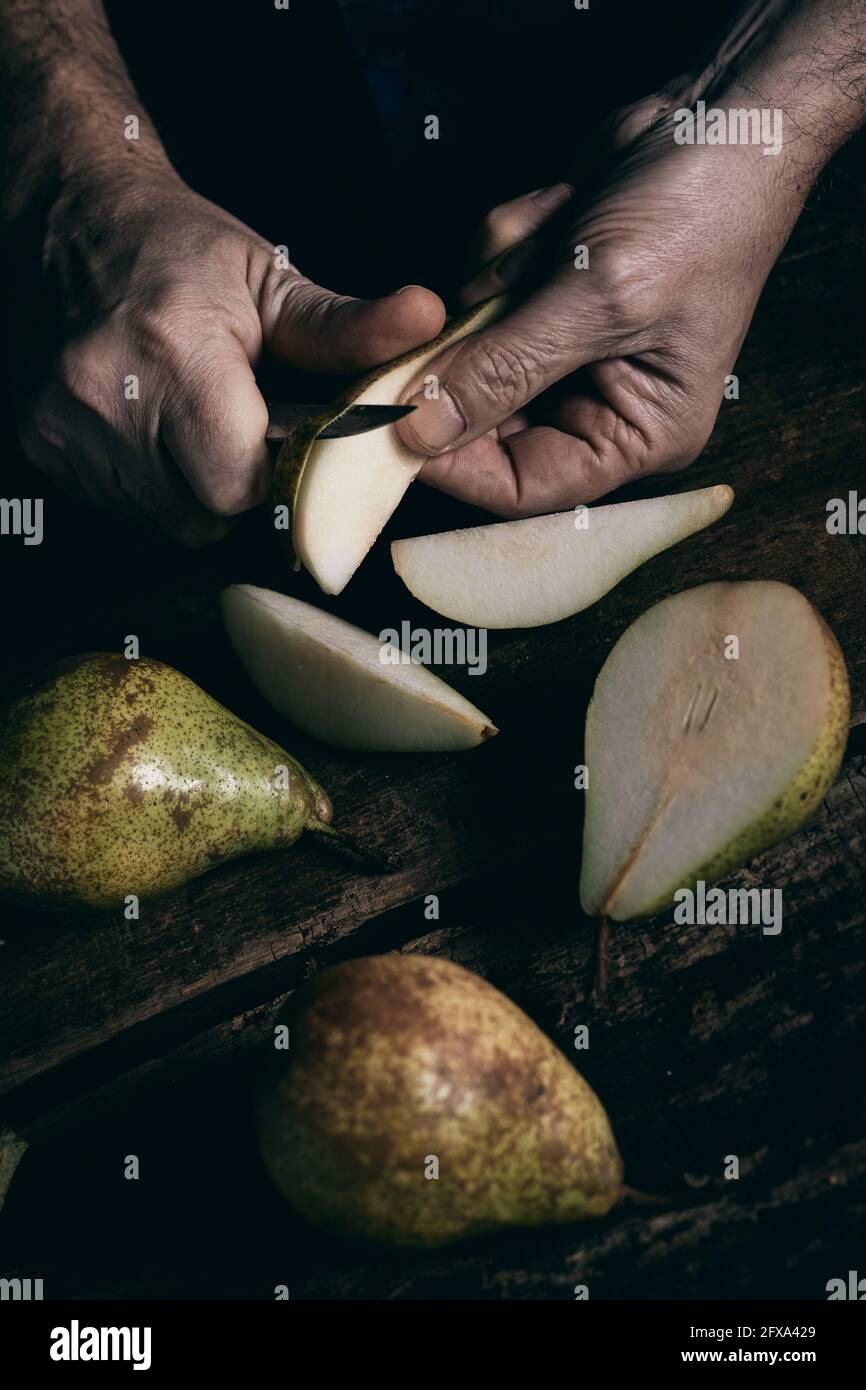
531;181;573;211
402;388;466;451
394;283;426;295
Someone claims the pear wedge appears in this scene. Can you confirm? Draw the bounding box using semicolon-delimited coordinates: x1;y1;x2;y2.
579;582;850;922
256;954;623;1246
392;485;734;628
272;296;507;595
221;584;497;752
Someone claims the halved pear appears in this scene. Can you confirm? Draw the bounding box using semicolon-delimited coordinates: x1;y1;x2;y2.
579;582;850;921
272;296;507;596
221;584;497;752
392;485;734;628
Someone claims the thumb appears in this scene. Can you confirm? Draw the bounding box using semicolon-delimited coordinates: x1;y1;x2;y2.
396;279;606;455
160;333;271;516
260;276;445;374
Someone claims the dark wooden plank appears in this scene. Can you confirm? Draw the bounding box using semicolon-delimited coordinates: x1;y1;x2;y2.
2;754;863;1296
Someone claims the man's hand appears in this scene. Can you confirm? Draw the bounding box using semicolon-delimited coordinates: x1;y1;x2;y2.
1;0;444;544
397;0;866;516
396;115;785;516
15;169;443;543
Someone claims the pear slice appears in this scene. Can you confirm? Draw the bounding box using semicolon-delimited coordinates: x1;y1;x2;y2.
392;485;734;628
221;584;497;752
272;296;507;596
579;581;850;922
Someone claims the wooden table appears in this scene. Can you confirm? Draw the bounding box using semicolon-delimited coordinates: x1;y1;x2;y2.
1;135;864;1301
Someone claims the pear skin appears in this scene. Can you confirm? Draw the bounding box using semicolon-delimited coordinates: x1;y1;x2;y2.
580;582;851;921
256;954;623;1247
0;653;333;910
221;584;499;752
272;296;507;594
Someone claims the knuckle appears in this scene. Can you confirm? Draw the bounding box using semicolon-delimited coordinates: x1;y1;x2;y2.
274;274;334;328
594;420;650;484
658;415;716;473
466;337;544;410
606;95;671;150
20;384;73;456
481;204;521;240
56;341;113;415
602;268;650;324
591;247;660;325
197;478;254;518
192;375;267;464
17;411;56;459
134;299;194;365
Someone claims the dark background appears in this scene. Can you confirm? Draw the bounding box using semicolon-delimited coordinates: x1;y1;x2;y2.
0;1;864;1300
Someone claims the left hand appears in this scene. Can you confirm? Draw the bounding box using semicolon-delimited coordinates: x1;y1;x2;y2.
396;93;810;516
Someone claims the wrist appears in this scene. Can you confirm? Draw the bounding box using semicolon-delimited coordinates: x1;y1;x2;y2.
2;117;182;268
1;50;175;235
696;2;865;184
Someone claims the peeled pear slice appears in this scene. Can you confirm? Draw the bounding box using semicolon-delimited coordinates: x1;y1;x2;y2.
272;296;507;596
221;584;497;752
579;582;850;922
392;485;734;628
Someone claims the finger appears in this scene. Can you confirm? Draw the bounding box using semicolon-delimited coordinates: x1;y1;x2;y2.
466;183;574;270
260;277;446;374
21;411;232;546
159;333;271;516
419;418;648;517
122;430;237;546
565;96;675;190
497;410;531;438
459;184;575;309
396;272;613;455
542;360;718;476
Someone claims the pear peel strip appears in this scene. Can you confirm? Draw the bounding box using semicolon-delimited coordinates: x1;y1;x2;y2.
270;295;508;575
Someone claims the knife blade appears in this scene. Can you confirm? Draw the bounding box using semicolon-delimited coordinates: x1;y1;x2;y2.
265;403;415;441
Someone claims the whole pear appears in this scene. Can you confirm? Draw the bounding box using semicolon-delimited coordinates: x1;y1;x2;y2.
0;653;335;910
256;954;623;1246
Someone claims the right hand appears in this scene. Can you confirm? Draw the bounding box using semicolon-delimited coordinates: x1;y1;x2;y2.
13;168;445;544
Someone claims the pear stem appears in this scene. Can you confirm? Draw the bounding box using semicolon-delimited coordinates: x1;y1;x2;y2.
308;821;402;875
590;917;609;1006
618;1184;668;1209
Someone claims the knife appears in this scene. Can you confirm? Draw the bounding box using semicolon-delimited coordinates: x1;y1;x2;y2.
265;403;416;442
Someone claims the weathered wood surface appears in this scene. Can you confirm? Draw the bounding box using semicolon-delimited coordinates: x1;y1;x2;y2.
0;135;864;1298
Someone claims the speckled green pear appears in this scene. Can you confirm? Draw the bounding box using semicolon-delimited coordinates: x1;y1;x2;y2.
0;653;334;910
256;954;623;1246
